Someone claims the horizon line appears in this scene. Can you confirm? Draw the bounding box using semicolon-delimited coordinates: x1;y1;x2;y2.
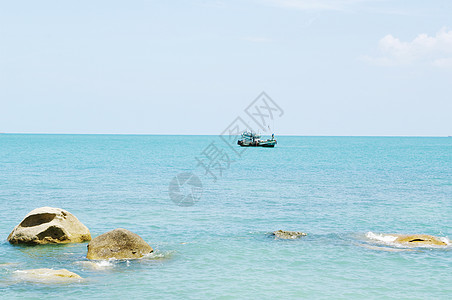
0;132;450;138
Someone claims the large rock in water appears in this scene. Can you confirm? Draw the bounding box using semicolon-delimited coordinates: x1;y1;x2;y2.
7;207;91;245
393;234;447;246
14;268;82;283
272;230;307;239
86;228;153;260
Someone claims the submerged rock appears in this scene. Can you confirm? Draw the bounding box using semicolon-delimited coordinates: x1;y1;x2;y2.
272;230;307;239
14;268;82;283
393;234;447;246
7;207;91;245
86;228;153;260
358;244;415;252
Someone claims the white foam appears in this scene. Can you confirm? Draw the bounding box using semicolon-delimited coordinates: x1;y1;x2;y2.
143;250;175;260
366;232;398;243
75;260;114;270
439;237;451;245
98;260;115;267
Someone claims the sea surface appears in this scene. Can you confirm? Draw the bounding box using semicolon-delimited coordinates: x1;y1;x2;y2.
0;134;451;299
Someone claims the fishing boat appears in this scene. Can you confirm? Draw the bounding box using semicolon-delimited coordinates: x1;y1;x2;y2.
237;131;277;147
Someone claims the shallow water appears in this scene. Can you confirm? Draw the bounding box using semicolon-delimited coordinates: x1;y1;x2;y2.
0;135;451;298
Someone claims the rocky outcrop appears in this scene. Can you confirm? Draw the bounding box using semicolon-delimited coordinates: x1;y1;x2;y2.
7;207;91;245
272;230;307;239
13;268;82;283
366;232;448;247
86;228;153;260
393;234;447;246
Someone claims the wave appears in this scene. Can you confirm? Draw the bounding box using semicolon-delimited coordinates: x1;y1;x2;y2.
366;232;398;243
75;260;115;270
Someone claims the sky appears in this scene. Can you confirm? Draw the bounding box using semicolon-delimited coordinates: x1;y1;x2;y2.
0;0;451;136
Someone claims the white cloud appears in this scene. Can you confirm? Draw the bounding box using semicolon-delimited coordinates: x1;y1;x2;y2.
258;0;420;16
261;0;377;11
432;57;452;68
363;27;452;67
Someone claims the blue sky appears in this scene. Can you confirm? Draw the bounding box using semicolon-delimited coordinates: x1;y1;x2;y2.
1;0;451;136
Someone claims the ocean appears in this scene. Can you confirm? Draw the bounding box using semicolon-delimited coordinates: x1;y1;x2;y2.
0;134;451;299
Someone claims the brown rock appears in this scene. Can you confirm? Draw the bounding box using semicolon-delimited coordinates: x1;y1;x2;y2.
393;234;447;246
86;228;153;260
7;207;91;245
14;268;82;283
272;230;307;239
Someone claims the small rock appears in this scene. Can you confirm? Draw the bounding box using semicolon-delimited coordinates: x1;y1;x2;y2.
8;207;91;245
13;268;82;283
272;230;307;239
86;228;153;260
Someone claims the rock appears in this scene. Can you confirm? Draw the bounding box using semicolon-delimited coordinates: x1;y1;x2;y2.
7;207;91;245
366;232;448;247
272;230;307;239
393;234;447;246
13;268;82;283
86;228;153;260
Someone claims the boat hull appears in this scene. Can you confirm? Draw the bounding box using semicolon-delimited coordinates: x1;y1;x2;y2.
237;140;277;147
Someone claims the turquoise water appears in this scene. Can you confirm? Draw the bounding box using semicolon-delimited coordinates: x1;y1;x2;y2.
0;134;451;299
